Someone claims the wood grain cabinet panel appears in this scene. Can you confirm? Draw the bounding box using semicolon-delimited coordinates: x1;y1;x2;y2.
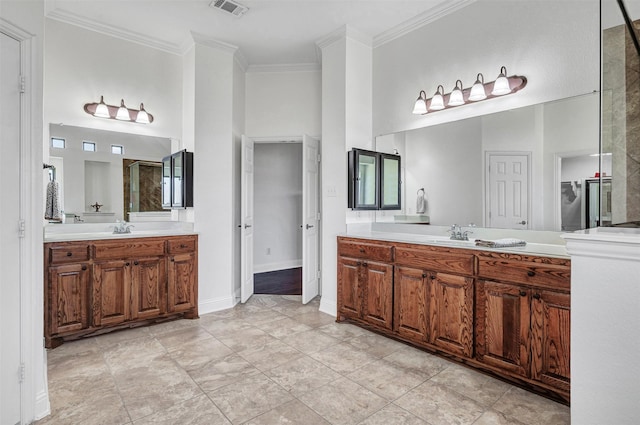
394;266;428;341
362;260;394;330
531;290;570;392
428;272;474;357
92;260;131;327
48;263;90;335
338;256;363;321
476;280;531;377
131;257;167;320
168;252;196;313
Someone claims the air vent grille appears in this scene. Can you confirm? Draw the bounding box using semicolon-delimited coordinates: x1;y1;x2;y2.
209;0;248;17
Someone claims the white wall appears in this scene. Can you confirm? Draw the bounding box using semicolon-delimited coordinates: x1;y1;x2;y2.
373;0;600;137
43;19;182;140
404;118;483;226
48;125;170;219
254;143;303;272
232;57;246;303
245;68;321;137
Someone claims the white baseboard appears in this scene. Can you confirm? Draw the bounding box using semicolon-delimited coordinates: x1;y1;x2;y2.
199;295;238;315
254;259;302;274
319;298;337;317
34;389;51;421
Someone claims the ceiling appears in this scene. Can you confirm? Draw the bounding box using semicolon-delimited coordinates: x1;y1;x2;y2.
44;0;472;67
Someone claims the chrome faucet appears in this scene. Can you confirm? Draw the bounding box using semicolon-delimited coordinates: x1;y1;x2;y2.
113;220;134;234
448;224;473;241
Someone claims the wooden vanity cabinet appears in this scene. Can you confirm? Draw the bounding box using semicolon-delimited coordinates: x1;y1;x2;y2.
476;251;571;395
336;236;571;404
337;238;394;330
394;244;475;358
44;235;198;348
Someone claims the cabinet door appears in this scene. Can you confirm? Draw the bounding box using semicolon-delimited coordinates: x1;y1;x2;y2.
531;290;570;391
93;260;131;326
428;272;474;357
49;263;90;334
379;153;401;210
394;266;428;342
362;260;394;330
476;280;531;376
348;149;379;210
161;155;172;209
337;256;362;320
168;252;197;313
130;257;167;320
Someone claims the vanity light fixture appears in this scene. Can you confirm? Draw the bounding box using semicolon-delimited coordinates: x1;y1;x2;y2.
411;66;527;115
83;96;154;124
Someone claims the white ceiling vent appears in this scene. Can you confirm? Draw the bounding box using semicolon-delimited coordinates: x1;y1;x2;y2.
209;0;249;17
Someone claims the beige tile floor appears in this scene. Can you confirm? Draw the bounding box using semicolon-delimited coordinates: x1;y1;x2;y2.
35;295;570;425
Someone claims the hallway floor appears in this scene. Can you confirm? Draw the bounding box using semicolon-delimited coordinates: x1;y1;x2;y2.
35;295;570;425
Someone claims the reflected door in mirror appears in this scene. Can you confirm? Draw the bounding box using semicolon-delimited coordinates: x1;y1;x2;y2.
380;154;401;210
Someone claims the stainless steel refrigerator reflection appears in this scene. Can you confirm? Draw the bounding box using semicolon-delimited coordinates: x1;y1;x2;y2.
561;178;612;230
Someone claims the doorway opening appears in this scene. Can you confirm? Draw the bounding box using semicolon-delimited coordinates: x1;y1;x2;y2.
253;142;302;295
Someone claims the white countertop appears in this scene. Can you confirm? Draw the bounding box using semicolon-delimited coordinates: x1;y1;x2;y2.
44;222;196;243
342;230;569;259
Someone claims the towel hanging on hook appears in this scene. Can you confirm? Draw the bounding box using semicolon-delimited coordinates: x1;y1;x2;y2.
416;188;427;214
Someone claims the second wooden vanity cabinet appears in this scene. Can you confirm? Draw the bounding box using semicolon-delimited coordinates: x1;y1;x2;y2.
337;239;394;330
45;235;198;348
337;236;571;404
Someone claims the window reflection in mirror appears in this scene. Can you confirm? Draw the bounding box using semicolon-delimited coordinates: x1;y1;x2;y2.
358;153;377;207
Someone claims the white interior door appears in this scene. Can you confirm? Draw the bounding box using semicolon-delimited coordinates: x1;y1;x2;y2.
0;30;23;425
240;135;255;303
486;152;530;229
302;135;320;304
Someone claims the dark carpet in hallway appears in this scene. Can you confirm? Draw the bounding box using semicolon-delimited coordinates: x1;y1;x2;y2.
254;267;302;295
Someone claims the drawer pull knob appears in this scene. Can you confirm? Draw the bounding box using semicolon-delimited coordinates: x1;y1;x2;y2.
533;293;541;300
180;244;187;248
527;270;535;277
66;252;72;257
134;261;139;266
359;248;365;253
171;258;175;262
125;262;130;266
362;262;368;267
81;265;87;271
519;290;526;296
356;261;361;266
422;273;427;278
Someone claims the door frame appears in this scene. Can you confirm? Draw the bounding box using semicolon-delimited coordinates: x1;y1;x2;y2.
243;135;322;302
1;17;45;423
484;151;532;229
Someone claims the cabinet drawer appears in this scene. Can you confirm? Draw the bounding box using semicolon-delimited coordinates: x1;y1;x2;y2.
48;243;91;264
94;239;165;260
338;238;393;262
395;245;475;275
477;253;570;290
167;237;196;254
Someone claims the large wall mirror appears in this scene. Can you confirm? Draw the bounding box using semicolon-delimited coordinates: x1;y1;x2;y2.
48;124;171;223
375;93;602;231
602;0;640;227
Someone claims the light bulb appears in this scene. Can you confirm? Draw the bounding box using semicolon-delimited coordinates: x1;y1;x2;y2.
115;99;131;121
94;96;110;118
448;80;465;106
491;66;512;96
412;91;428;115
135;103;150;124
469;73;487;101
429;85;445;111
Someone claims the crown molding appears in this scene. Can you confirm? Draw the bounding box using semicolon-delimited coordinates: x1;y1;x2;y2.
45;8;184;55
246;63;320;74
373;0;477;48
190;31;239;54
316;25;372;50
